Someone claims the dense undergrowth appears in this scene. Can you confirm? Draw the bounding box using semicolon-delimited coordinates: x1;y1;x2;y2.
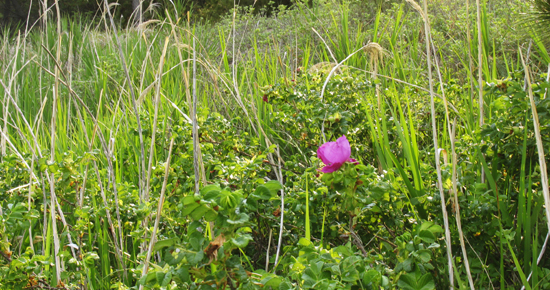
1;0;550;289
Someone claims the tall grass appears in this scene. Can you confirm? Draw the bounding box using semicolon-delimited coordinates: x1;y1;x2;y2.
0;0;548;288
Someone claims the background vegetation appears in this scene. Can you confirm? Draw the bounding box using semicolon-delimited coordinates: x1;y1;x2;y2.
0;0;297;28
1;0;550;289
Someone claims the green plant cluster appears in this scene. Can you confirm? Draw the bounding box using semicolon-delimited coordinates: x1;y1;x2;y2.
2;0;550;289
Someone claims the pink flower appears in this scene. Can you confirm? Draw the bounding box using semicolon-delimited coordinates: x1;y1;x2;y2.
317;135;357;173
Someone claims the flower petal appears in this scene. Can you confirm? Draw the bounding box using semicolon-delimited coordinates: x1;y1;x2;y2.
335;135;351;163
317;135;353;173
321;162;344;173
317;142;332;165
347;158;359;165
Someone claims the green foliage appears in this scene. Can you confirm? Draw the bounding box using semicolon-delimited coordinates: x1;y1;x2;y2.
1;0;550;289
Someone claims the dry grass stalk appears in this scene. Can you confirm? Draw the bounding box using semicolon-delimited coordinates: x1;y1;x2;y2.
407;0;456;285
103;0;146;204
141;36;171;254
405;0;427;21
50;0;63;284
273;145;285;272
193;36;200;194
312;28;338;63
519;49;550;288
476;0;485;185
450;119;476;289
429;34;475;288
363;42;386;111
139;137;175;290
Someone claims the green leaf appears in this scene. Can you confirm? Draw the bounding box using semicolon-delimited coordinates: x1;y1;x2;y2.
398;269;435;290
161;271;172;286
227;212;249;224
231;233;253;248
261;275;282;287
255;185;273;200
298;238;312;247
190;205;210;221
203;188;221;201
181;202;199;216
245;198;258;211
341;267;360;282
363;269;381;285
264;180;283;194
416;273;435;290
302;268;318;287
219;190;238;209
419;222;443;235
154;238;179;252
164;249;185;266
155;272;165;286
418;230;436;244
182;195;196;205
401;258;414;272
138;272;157;286
416;249;432;263
204;209;218;222
278;281;293;290
201;184;221;197
176;267;190;283
186;251;204;265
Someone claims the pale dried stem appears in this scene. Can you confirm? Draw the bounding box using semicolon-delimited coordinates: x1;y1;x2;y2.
139;137;175;290
406;0;455;286
430;36;475;289
103;0;146;204
273;146;285;271
142;37;171;242
520;49;550;289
